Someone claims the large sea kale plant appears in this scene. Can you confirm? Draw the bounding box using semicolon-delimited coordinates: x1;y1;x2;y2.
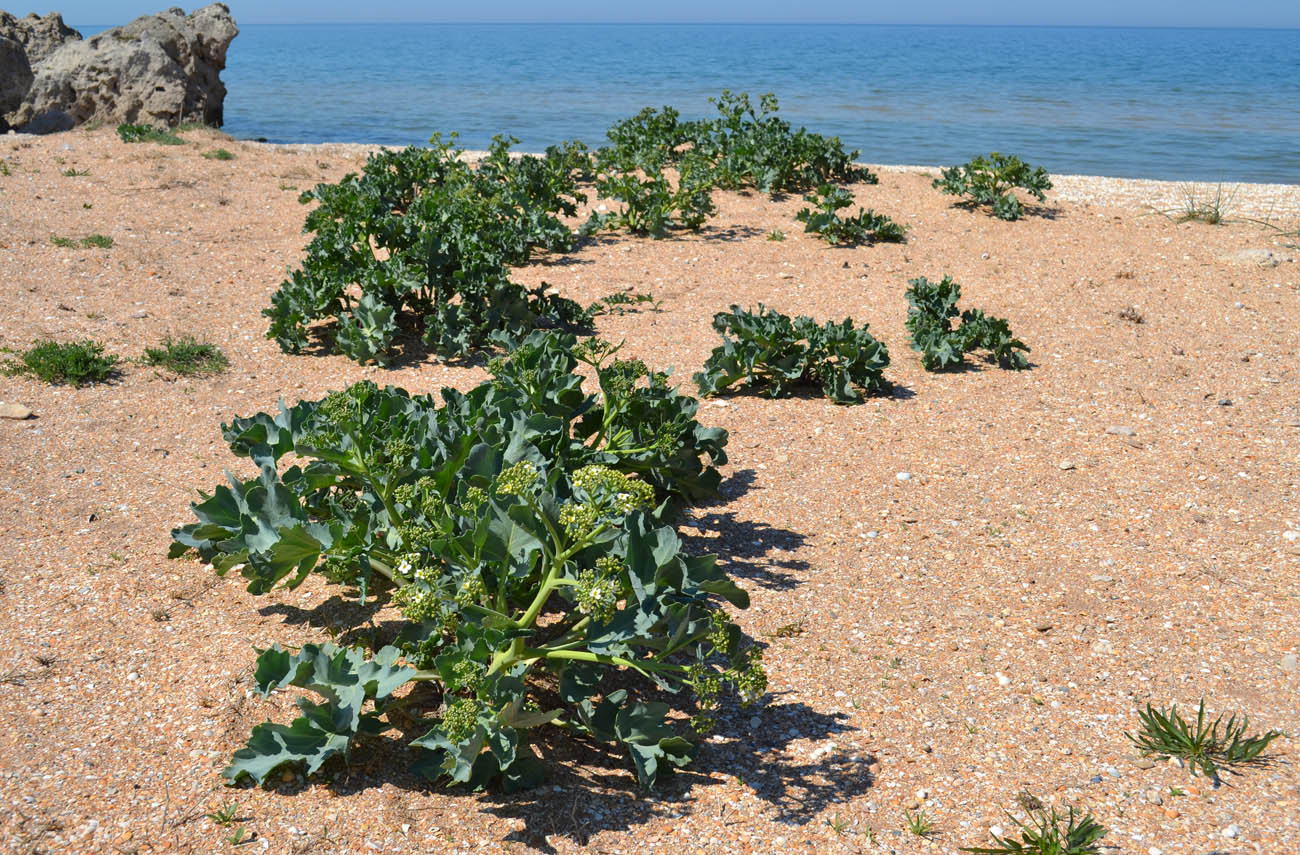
171;332;763;790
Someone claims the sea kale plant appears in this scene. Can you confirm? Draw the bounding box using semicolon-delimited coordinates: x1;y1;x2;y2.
265;135;593;365
795;184;906;245
904;276;1030;371
694;304;892;404
170;332;762;790
933;152;1051;221
583;92;878;239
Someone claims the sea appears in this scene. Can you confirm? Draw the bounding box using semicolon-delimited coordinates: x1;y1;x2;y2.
77;23;1300;184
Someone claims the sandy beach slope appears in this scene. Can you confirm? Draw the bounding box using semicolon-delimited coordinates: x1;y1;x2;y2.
1;126;1298;854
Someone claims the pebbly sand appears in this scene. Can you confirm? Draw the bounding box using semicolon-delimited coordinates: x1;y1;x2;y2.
1;126;1298;854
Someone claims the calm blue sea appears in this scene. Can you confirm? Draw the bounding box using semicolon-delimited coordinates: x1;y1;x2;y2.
80;23;1300;183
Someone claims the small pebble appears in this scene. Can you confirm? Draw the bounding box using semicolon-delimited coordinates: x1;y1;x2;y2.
1136;757;1156;769
1281;653;1298;673
1105;425;1136;436
1105;766;1121;778
1282;531;1300;542
896;471;912;481
1090;775;1102;784
996;672;1011;687
126;672;139;681
1145;789;1163;805
989;825;1003;838
1163;807;1179;819
1218;398;1232;406
1058;460;1076;470
132;309;149;319
1222;824;1240;839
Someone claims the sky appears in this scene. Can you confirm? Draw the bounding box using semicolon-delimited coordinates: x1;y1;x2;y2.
51;0;1300;28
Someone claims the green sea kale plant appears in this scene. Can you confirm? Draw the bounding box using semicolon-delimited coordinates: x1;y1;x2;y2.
933;152;1051;221
265;135;592;365
169;332;760;790
795;184;906;245
904;276;1030;371
694;304;892;404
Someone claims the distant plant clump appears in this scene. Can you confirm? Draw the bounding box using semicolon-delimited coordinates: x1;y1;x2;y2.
116;123;185;145
51;234;113;249
3;339;119;386
905;276;1030;370
795;184;906;245
203;148;236;161
142;336;230;377
933;152;1051;221
694;304;892;404
267;92;886;366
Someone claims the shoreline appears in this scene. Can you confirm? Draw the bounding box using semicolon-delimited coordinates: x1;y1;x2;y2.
244;139;1300;223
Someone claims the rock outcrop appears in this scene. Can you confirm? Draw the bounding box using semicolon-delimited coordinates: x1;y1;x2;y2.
1;4;238;134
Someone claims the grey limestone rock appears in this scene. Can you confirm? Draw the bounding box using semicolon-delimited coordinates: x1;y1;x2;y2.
2;4;237;133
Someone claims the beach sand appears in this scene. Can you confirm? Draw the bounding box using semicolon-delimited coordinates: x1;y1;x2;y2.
1;126;1298;854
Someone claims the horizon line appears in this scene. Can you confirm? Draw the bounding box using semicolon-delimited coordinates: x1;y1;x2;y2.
72;20;1300;30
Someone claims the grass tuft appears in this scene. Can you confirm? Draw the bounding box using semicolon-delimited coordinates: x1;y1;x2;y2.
3;339;119;386
962;807;1106;855
1126;699;1282;782
141;336;229;377
905;808;937;838
203;148;236;161
51;234;113;249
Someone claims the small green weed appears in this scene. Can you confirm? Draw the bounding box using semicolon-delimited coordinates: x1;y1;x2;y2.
205;802;240;827
1126;699;1282;782
142;336;230;377
203;148;236;161
226;826;250;845
905;808;937;838
0;159;10;176
766;229;785;241
116;123;184;145
826;814;849;835
588;290;658;316
62;167;89;177
3;339;120;386
51;234;113;249
962;807;1106;855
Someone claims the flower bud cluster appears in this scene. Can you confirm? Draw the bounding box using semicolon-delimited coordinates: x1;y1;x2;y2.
494;460;542;497
574;557;626;623
441;697;482;742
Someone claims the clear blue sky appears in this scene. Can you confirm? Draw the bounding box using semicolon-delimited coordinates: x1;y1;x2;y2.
53;0;1300;28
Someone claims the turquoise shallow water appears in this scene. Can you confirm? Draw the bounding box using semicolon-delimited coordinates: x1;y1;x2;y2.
82;23;1300;182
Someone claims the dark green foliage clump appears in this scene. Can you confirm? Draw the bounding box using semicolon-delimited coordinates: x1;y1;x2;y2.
933;152;1051;221
795;184;906;245
1127;699;1282;783
904;276;1030;371
116;123;185;145
694;305;892;405
51;234;113;249
170;331;756;791
142;335;229;376
3;339;119;386
962;808;1107;855
265;135;593;364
